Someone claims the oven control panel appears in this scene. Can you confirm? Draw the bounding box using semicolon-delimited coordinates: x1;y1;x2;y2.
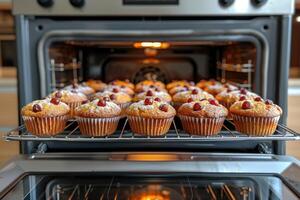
14;0;294;16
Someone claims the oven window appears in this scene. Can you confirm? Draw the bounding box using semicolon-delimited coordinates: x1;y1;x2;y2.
2;175;298;200
47;40;256;91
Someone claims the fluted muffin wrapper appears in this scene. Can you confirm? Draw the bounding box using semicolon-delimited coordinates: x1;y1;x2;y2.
178;115;225;136
76;116;120;137
67;102;82;118
127;116;174;136
118;102;131;118
231;114;280;136
22;115;69;136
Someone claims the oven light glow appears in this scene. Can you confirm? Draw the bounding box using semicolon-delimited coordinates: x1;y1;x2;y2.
296;16;300;22
134;42;170;49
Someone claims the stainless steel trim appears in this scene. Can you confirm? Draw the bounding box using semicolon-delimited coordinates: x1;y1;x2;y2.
37;29;269;97
13;0;295;16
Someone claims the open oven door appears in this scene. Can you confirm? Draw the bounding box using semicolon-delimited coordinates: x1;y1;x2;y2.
0;152;299;200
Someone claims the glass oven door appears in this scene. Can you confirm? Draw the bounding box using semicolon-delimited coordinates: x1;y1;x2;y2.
0;153;299;200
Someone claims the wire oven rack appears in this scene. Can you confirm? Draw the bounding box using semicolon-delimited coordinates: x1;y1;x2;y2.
4;119;300;142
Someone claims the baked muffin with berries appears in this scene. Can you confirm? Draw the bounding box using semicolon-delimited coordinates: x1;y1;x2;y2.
196;79;218;90
230;99;282;136
169;86;198;96
133;89;172;103
172;88;214;109
75;98;121;137
64;83;95;96
109;79;135;90
21;98;70;136
105;85;135;96
166;80;191;90
205;83;238;96
215;88;260;109
126;98;176;136
177;99;228;136
135;80;165;93
94;90;132;116
85;79;107;92
49;90;88;117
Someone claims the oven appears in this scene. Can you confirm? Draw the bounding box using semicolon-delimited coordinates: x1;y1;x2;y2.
1;0;300;199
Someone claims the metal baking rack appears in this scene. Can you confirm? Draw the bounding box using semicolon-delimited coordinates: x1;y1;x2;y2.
4;118;300;142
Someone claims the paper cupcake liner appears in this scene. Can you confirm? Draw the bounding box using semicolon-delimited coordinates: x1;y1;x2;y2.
127;116;174;136
178;115;225;136
23;115;69;136
231;114;280;136
76;116;120;137
118;102;131;118
67;102;82;118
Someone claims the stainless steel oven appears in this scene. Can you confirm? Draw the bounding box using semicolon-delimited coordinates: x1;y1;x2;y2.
1;0;300;199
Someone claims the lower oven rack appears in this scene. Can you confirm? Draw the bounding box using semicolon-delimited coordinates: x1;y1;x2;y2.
4;119;300;142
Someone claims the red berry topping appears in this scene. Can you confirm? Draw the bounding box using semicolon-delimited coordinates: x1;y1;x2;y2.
81;100;89;105
240;88;247;95
112;88;119;93
154;97;161;102
150;85;155;88
109;94;116;100
191;89;198;95
265;99;273;105
159;104;168;112
50;98;60;105
187;98;193;103
144;98;153;105
254;97;262;102
208;98;218;106
55;91;62;98
155;88;160;92
193;103;202;111
146;90;153;96
32;104;42;113
227;89;232;93
97;99;106;107
242;101;252;109
239;96;246;101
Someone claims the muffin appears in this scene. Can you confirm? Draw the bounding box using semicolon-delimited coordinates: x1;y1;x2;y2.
64;83;95;96
166;80;190;90
133;89;172;103
21;98;70;136
196;79;218;90
230;99;282;136
49;90;88;117
94;90;132;116
85;79;107;92
75;99;121;137
177;99;228;136
172;88;214;109
169;86;198;96
126;98;176;136
110;79;135;90
216;88;259;109
205;83;238;96
135;80;165;93
105;85;135;96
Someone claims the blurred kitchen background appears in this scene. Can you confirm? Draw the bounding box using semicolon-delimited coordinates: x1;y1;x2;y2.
0;0;300;164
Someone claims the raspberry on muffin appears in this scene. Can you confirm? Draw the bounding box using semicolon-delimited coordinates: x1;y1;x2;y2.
135;80;165;93
105;85;135;96
172;88;214;107
64;83;95;96
204;83;238;96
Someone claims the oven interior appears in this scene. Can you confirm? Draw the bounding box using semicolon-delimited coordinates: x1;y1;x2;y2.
3;174;298;200
49;40;256;92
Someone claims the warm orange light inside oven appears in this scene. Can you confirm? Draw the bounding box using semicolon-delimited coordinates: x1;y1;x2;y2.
139;194;166;200
134;42;170;49
126;154;179;161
